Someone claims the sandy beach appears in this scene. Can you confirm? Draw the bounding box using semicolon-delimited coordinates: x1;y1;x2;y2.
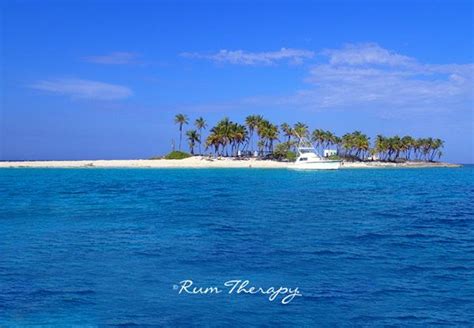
0;157;461;169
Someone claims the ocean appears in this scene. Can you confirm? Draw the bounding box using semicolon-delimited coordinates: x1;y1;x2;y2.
1;167;473;326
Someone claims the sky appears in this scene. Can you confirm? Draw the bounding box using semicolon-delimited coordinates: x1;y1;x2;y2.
1;0;473;163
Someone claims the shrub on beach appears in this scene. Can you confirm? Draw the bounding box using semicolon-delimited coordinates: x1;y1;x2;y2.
285;151;297;162
165;151;192;160
274;143;297;162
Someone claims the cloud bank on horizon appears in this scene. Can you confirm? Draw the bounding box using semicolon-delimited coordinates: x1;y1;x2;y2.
183;43;473;113
299;43;473;111
29;43;472;114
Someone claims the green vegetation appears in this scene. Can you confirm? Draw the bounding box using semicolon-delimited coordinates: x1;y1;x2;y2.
171;114;445;162
286;151;297;162
341;131;371;160
165;151;192;160
186;130;200;155
245;115;261;152
205;117;248;156
373;135;443;162
273;142;297;162
327;154;342;160
294;122;309;141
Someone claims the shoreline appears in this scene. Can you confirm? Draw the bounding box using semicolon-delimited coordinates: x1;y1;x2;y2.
0;157;462;169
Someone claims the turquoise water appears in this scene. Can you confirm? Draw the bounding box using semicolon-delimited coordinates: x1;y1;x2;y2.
1;167;473;326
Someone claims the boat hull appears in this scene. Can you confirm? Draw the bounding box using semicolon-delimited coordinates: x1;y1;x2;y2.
290;160;341;170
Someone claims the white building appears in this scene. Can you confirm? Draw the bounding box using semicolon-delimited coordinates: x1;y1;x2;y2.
323;149;337;157
367;153;379;161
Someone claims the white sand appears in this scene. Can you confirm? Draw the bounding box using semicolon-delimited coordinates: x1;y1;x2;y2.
0;157;461;169
342;161;460;168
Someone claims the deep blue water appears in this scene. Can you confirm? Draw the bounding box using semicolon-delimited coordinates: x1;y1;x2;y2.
1;167;473;327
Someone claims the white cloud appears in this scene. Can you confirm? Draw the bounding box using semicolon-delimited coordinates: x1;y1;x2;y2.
83;52;138;65
244;43;473;113
322;43;415;66
181;48;314;65
179;43;472;118
30;78;133;100
300;45;472;109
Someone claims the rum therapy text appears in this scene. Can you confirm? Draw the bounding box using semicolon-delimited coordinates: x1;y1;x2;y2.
174;279;302;304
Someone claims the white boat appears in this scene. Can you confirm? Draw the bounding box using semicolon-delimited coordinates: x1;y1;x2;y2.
290;135;341;170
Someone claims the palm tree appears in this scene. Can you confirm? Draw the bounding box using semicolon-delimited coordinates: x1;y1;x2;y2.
261;122;279;153
311;129;325;152
280;123;293;143
375;135;388;160
430;138;444;161
220;117;233;156
354;132;370;160
413;138;422;160
194;117;207;155
205;117;234;156
231;124;248;156
341;131;369;160
205;133;221;155
174;114;189;151
401;136;415;160
245;115;262;152
341;132;355;158
324;131;337;150
257;117;279;152
293;122;309;141
334;136;342;155
186;130;200;155
390;135;402;161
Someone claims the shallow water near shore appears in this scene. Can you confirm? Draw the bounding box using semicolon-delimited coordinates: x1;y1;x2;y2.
1;166;473;326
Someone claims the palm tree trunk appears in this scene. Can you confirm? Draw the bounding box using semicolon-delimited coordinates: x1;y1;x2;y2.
250;131;254;152
198;128;202;155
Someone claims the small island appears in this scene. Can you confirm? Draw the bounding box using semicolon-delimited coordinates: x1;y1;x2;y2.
0;114;461;169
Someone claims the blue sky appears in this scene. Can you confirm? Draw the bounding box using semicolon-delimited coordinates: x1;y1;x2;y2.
1;0;473;162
